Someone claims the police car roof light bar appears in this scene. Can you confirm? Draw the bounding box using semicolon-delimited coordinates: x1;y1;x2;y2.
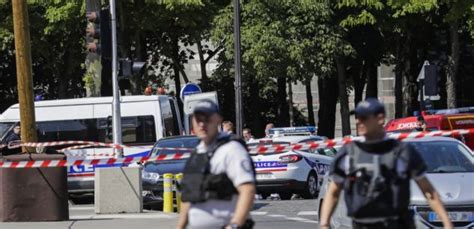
268;126;317;136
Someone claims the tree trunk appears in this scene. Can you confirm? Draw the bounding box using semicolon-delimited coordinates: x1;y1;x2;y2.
249;78;263;137
172;38;183;115
317;76;338;138
336;57;351;136
402;37;419;117
196;40;209;90
446;20;459;108
353;60;366;106
365;62;378;98
276;76;289;126
305;76;315;126
288;80;294;127
394;39;404;118
394;65;404;118
58;55;68;99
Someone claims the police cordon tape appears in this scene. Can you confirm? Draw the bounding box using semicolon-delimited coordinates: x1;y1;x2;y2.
5;140;154;151
0;152;190;168
0;128;473;168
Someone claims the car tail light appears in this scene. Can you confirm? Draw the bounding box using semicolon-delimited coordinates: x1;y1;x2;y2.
279;154;302;163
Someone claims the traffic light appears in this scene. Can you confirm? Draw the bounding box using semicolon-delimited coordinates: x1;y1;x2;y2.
106;116;113;140
119;58;146;78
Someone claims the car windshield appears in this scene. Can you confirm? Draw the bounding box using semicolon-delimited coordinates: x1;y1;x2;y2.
408;141;474;173
150;137;200;156
0;122;14;140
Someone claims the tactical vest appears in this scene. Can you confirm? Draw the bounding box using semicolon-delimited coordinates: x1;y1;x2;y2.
343;139;411;219
180;135;254;203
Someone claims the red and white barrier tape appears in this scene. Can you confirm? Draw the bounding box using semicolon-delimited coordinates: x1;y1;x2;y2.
64;152;117;157
0;153;190;169
1;128;472;168
7;140;123;150
248;128;474;154
7;140;153;150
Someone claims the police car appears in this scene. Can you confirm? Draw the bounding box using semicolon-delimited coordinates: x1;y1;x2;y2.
248;127;336;200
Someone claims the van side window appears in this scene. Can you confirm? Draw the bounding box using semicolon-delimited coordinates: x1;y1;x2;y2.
37;119;97;142
160;97;179;137
37;116;156;145
98;116;156;144
168;98;181;135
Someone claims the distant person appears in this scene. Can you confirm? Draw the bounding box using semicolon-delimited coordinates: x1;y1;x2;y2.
243;128;254;142
144;86;152;95
415;115;427;132
264;123;274;137
3;124;21;155
222;121;234;134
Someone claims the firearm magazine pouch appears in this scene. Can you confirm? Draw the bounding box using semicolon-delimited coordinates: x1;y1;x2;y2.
0;154;69;222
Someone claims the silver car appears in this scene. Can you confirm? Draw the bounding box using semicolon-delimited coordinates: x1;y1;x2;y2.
317;137;474;229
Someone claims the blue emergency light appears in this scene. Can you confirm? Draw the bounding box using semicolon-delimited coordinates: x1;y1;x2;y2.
268;126;317;135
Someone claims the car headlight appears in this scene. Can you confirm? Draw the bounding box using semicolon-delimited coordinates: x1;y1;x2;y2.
142;170;160;184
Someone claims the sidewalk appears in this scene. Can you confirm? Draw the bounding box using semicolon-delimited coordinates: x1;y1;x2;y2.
0;205;179;229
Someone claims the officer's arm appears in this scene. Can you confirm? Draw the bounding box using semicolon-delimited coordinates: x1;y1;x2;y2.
319;181;343;228
415;177;453;229
176;202;190;229
230;182;256;226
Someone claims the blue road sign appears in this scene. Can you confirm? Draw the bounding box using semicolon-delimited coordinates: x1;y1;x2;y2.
180;83;202;100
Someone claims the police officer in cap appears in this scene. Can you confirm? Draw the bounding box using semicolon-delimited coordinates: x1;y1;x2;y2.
319;98;453;229
177;100;256;229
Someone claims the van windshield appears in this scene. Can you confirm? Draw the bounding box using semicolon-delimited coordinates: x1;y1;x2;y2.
0;122;14;140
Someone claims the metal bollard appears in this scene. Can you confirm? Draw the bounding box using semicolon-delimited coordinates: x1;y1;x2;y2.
163;173;174;213
175;173;183;212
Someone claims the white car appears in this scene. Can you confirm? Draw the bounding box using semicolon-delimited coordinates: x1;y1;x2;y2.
249;127;336;200
317;137;474;229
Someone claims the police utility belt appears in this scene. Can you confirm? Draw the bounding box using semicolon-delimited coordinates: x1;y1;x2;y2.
180;136;253;203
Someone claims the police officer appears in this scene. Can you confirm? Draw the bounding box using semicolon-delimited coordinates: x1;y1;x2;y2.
1;124;21;155
177;100;256;229
319;98;453;229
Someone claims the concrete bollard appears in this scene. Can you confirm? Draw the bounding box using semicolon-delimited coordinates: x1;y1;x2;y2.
175;173;183;212
163;173;174;213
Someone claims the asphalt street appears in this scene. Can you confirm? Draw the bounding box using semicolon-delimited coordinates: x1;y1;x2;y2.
0;199;321;229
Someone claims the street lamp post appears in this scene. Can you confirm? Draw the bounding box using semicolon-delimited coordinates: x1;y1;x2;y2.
233;0;243;137
109;0;123;158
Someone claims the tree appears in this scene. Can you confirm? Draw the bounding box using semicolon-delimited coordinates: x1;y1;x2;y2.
0;1;85;112
211;0;349;136
336;0;474;115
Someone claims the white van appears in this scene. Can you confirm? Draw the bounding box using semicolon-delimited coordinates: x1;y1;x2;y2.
0;95;183;193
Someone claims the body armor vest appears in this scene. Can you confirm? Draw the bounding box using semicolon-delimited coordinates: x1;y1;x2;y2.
180;135;254;203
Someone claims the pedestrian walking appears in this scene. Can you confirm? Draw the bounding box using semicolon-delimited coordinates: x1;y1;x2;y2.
177;100;256;229
319;98;453;229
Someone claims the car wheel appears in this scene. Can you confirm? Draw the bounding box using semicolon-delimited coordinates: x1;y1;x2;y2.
278;192;292;200
301;172;318;199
